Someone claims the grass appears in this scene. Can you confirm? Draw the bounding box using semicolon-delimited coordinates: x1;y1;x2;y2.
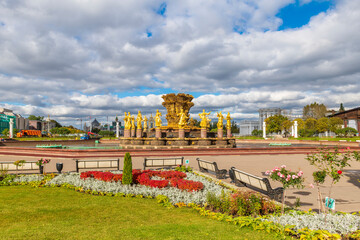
0;186;287;240
13;137;78;141
237;136;360;142
236;136;264;140
292;137;360;142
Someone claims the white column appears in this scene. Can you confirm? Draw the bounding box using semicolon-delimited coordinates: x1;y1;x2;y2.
291;125;294;137
294;121;298;138
9;118;14;138
116;121;119;138
262;121;266;139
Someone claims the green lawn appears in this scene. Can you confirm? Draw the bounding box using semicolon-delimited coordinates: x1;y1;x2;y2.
237;136;360;142
0;186;287;240
14;137;78;141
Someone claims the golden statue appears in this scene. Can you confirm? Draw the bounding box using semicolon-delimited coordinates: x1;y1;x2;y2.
136;111;142;130
178;109;188;129
143;116;148;131
155;109;162;128
206;116;211;129
124;112;131;130
217;111;224;129
189;117;196;127
162;93;194;128
131;114;135;129
199;109;211;129
226;112;232;129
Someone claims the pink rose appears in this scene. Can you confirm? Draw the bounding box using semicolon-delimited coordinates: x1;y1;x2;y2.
277;172;281;176
265;170;270;175
292;175;296;179
281;165;286;168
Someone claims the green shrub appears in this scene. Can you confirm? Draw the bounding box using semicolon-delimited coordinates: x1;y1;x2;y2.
98;130;115;137
251;129;263;137
206;190;278;217
122;152;133;185
206;191;222;211
335;127;358;137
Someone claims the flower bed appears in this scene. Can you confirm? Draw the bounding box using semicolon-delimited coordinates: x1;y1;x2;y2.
265;212;360;235
80;170;203;192
46;171;225;205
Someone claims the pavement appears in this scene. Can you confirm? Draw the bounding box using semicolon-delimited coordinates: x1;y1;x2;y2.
1;146;360;213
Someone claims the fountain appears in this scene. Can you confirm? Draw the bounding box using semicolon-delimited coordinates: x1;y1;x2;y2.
119;93;236;149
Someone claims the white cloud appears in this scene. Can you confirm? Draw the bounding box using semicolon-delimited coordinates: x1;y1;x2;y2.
0;0;359;126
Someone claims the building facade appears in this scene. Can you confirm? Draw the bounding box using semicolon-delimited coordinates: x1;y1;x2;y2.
330;107;360;133
239;120;260;136
258;108;282;126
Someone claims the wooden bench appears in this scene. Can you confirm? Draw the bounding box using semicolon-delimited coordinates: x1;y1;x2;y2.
229;167;284;201
75;159;120;173
143;157;184;170
0;161;40;174
196;158;227;179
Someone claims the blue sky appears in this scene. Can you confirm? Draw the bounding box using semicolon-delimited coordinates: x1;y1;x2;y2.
277;0;334;30
0;0;359;126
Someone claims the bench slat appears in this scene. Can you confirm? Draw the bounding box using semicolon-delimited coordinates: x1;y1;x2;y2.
196;158;226;179
229;167;284;201
143;157;184;169
75;159;119;172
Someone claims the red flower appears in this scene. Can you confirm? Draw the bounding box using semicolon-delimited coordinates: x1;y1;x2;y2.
80;170;203;191
337;170;342;175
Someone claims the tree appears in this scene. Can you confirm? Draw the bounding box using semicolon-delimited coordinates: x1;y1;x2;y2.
316;117;329;133
28;115;44;121
303;102;327;119
50;127;71;135
294;118;305;131
1;128;8;136
252;129;262;137
335;127;358;137
91;128;100;134
282;119;293;136
231;121;239;133
50;119;62;128
305;118;317;131
122;152;133;185
1;128;18;137
265;115;289;134
328;117;343;133
300;118;318;137
98;130;115;137
339;103;345;112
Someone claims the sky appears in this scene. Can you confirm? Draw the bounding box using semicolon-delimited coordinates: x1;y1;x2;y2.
0;0;359;128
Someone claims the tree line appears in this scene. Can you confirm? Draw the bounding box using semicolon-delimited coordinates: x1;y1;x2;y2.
257;102;357;137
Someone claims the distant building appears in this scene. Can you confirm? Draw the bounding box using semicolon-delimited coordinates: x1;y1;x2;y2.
329;107;360;133
29;120;42;130
258;108;301;129
0;108;17;133
91;118;101;130
258;108;282;126
239;120;260;136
